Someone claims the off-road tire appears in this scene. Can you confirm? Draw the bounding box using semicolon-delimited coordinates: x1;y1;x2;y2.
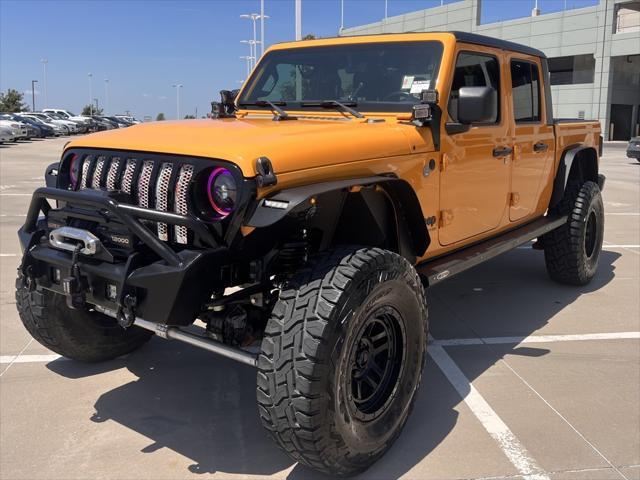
257;247;428;476
16;278;152;362
543;181;604;285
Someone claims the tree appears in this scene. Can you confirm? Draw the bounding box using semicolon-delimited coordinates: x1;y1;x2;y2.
183;114;195;119
81;104;103;116
302;34;316;40
156;113;166;121
0;89;29;112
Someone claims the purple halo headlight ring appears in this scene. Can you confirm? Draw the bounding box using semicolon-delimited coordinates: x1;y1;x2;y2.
206;167;237;218
69;154;80;190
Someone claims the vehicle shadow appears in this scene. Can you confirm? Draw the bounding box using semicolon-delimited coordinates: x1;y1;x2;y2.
48;247;620;479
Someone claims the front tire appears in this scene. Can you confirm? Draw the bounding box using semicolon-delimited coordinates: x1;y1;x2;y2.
257;247;428;476
543;181;604;285
16;278;152;362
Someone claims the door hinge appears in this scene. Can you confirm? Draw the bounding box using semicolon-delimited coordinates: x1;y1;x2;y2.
440;209;453;227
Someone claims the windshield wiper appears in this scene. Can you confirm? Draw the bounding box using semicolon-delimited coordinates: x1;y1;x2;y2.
237;100;295;121
300;100;364;119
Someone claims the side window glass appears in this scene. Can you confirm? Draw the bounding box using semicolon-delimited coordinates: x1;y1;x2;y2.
448;52;500;124
511;60;541;123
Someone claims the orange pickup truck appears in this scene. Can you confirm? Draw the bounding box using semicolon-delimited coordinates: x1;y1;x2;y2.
16;32;604;476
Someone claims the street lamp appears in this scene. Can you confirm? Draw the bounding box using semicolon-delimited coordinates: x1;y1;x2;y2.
31;80;38;112
88;73;93;115
240;13;268;66
172;83;183;120
40;59;48;108
240;40;261;69
104;79;109;116
94;98;99;113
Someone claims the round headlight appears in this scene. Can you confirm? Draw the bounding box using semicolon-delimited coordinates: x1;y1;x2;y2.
69;154;80;190
207;167;237;217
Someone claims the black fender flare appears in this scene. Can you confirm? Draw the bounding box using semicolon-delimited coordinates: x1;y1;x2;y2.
549;145;599;209
246;176;430;259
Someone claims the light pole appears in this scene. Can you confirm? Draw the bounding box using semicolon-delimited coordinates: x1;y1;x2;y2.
384;0;388;19
340;0;344;32
240;56;254;78
260;0;265;56
240;40;260;69
241;13;269;66
172;83;183;120
295;0;301;40
40;59;48;108
94;98;99;113
104;79;109;116
88;73;93;115
31;80;38;112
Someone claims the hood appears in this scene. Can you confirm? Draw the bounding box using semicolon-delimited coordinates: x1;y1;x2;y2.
66;117;425;177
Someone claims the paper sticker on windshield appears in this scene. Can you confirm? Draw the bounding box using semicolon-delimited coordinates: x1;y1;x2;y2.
401;75;415;90
410;80;430;94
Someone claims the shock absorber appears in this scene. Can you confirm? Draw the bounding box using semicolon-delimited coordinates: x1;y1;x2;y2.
274;229;309;275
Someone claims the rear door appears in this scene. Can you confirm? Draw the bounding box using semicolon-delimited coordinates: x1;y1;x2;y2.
508;56;555;222
439;47;511;245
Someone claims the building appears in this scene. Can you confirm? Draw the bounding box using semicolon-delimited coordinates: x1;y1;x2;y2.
341;0;640;140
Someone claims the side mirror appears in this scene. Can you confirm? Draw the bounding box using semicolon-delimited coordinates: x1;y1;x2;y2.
211;89;239;118
457;86;497;124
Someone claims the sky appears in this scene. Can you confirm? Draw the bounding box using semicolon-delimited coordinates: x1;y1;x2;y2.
0;0;598;120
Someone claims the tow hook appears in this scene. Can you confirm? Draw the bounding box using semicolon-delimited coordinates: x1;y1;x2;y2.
62;245;86;310
117;294;137;328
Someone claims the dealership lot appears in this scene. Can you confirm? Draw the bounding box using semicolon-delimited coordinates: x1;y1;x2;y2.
0;138;638;480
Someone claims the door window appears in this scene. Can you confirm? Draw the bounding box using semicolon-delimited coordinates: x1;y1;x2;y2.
448;52;500;124
510;60;541;123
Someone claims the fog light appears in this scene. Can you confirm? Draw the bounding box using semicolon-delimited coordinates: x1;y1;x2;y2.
106;284;118;301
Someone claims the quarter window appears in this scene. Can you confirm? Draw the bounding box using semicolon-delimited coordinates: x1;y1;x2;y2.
510;60;541;123
448;52;500;124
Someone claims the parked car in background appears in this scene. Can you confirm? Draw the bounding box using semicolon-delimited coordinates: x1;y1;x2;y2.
11;114;56;138
22;113;72;135
0;125;15;143
0;117;28;140
20;114;65;136
104;116;132;128
43;109;92;132
627;137;640;161
42;112;83;133
114;115;141;124
90;116;116;131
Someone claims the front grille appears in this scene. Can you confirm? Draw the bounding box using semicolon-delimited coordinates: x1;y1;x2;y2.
70;153;197;245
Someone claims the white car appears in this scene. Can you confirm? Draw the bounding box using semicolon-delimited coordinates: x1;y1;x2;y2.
0;125;15;143
41;112;80;133
43;109;90;132
0;119;28;140
22;113;73;135
18;114;63;135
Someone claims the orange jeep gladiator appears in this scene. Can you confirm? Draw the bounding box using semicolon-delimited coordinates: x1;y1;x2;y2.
16;32;604;476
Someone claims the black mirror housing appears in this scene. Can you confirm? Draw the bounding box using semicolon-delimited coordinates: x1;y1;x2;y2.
457;86;497;125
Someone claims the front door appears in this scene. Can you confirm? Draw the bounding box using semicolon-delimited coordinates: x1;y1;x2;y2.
439;48;511;246
508;57;555;222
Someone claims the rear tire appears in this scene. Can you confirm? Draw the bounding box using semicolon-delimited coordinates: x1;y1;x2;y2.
543;181;604;285
257;247;428;476
16;278;152;362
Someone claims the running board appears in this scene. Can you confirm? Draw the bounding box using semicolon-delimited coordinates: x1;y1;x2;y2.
417;215;567;286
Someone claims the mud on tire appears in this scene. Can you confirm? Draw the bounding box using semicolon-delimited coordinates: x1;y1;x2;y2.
16;277;153;362
543;181;604;285
256;247;428;476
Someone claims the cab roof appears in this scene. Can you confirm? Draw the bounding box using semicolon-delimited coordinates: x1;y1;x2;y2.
269;31;546;59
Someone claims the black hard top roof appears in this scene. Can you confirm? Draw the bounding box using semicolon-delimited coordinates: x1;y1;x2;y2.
451;31;546;58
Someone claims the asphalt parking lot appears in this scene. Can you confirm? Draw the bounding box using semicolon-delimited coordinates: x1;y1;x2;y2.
0;138;638;480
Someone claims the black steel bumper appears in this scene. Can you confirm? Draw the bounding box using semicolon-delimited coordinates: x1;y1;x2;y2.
18;187;228;326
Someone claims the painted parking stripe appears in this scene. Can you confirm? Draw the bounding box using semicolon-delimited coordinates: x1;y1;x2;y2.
429;340;549;480
0;354;61;364
0;253;19;257
608;212;640;216
433;331;640;346
0;193;32;196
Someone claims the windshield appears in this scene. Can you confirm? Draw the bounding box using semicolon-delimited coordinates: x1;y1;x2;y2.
239;41;443;113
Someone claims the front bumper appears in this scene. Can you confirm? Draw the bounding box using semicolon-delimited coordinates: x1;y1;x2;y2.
19;187;226;326
627;147;640;159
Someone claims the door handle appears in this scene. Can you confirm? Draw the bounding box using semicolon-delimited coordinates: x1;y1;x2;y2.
533;142;548;152
492;146;513;157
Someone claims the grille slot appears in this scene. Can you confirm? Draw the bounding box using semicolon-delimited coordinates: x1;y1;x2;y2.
155;163;173;241
71;152;202;246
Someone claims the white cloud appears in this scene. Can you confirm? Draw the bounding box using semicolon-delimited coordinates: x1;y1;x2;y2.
158;95;167;101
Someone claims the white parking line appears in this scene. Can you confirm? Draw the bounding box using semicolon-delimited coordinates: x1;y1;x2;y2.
608;212;640;216
0;254;19;257
429;340;549;480
433;331;640;346
0;354;61;365
0;193;32;196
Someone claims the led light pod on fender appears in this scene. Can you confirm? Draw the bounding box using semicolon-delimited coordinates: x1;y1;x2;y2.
206;167;237;218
